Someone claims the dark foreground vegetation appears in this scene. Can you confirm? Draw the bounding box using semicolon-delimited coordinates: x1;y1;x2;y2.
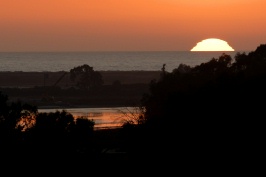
1;44;266;171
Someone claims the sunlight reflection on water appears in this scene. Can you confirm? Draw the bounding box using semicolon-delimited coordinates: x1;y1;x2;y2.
38;107;138;130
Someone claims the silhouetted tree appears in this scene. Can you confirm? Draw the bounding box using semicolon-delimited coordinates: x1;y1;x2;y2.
27;110;75;156
25;109;96;158
172;63;191;74
0;92;37;158
0;91;8;120
122;44;266;164
160;64;167;79
70;64;103;91
71;117;95;154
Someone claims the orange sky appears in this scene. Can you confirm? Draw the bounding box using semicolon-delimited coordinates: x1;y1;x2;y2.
0;0;265;51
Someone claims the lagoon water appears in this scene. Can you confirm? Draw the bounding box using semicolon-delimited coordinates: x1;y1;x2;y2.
0;51;247;72
38;107;139;130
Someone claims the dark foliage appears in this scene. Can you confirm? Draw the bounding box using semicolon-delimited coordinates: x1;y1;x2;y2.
0;92;96;163
70;64;103;91
121;44;266;166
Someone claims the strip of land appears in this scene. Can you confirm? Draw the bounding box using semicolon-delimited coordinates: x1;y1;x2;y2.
0;71;161;108
0;71;161;88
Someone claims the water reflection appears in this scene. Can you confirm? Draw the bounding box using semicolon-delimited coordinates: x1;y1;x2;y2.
38;107;137;130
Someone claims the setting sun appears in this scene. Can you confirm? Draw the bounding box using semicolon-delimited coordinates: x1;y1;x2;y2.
191;38;235;51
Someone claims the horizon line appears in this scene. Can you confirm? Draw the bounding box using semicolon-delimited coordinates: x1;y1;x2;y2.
0;50;251;53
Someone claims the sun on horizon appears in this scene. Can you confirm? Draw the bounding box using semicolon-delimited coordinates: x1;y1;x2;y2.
191;38;235;51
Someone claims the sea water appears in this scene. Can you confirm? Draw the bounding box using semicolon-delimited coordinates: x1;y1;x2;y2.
0;51;247;72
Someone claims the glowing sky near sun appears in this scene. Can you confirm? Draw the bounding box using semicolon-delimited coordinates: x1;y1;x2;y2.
0;0;265;51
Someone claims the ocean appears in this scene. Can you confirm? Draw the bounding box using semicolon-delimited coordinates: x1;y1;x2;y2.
0;51;247;72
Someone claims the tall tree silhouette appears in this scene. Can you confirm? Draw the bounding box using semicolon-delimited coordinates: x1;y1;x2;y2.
70;64;103;91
